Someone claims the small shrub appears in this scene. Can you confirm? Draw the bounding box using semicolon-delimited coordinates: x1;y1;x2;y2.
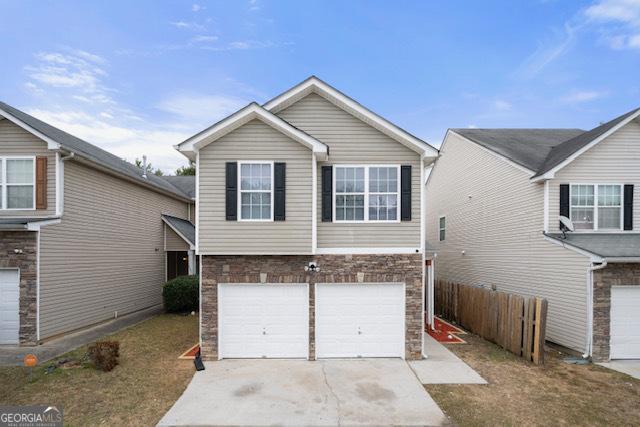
88;341;120;372
163;275;199;313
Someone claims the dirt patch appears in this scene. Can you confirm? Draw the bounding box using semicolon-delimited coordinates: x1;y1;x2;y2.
0;314;198;426
426;334;640;426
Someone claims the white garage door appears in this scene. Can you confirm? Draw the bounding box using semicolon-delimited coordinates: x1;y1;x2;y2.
0;269;20;345
315;283;405;358
611;286;640;359
218;284;309;359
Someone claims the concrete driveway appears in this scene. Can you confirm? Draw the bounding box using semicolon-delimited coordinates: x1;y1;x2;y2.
158;359;446;426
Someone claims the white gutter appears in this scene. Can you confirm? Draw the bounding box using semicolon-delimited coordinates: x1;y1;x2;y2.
584;260;608;359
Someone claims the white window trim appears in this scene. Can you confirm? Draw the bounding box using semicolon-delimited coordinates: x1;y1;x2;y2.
1;156;36;211
438;215;446;241
569;183;624;232
332;164;401;223
237;160;275;222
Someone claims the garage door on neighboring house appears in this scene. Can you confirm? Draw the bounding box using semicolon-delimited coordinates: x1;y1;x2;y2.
610;286;640;359
218;284;309;359
315;283;405;358
0;269;20;345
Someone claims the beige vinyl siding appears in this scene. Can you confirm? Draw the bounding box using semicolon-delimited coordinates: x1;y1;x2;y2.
548;119;640;233
39;161;189;339
198;119;312;254
426;131;592;353
0;119;56;216
277;93;421;249
165;224;190;251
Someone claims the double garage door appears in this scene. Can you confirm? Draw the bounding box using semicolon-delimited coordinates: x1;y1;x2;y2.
218;283;405;359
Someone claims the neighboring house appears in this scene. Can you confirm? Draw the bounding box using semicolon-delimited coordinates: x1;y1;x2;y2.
426;107;640;362
0;102;196;346
176;76;438;361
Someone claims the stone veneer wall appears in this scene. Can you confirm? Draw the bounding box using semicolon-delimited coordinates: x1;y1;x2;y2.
592;263;640;362
0;231;38;345
200;254;423;361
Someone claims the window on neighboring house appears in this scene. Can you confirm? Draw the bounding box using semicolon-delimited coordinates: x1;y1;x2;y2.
1;157;35;210
239;162;272;220
334;165;400;222
439;216;446;241
570;184;622;231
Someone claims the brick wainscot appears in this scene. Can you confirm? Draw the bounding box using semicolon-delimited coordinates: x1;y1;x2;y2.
0;231;38;345
200;254;423;361
592;263;640;362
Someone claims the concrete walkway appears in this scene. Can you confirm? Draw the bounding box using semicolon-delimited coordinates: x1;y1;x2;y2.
598;360;640;380
409;332;487;384
158;359;447;427
0;305;162;366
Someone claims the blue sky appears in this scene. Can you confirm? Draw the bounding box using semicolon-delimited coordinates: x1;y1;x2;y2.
1;0;639;173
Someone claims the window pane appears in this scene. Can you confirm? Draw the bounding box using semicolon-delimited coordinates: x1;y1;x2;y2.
439;229;445;241
7;159;34;184
571;207;594;230
439;217;446;229
598;185;621;207
598;207;621;229
7;186;34;209
571;185;594;206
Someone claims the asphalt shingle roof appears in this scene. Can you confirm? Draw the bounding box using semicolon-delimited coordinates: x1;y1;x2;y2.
546;233;640;259
0;102;191;201
162;176;195;199
162;214;195;246
453;107;640;176
452;128;585;171
533;107;640;177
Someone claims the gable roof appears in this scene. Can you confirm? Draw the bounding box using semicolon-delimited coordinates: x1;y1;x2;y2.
162;176;196;199
162;214;195;247
263;76;438;158
0;102;191;201
451;106;640;180
176;102;328;161
532;107;640;179
452;128;584;172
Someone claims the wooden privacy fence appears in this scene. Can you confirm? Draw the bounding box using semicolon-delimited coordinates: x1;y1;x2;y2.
434;280;548;365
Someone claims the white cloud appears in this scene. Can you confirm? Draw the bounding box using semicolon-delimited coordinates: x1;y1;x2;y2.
560;90;608;103
25;50;113;104
170;21;206;32
248;0;260;11
516;23;579;78
493;100;512;111
191;35;218;43
157;94;247;124
191;4;204;12
584;0;640;50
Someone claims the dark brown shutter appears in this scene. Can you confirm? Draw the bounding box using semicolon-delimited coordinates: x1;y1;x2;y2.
559;184;570;229
225;162;237;220
35;156;47;210
624;184;634;231
274;162;286;221
400;165;411;221
321;166;332;222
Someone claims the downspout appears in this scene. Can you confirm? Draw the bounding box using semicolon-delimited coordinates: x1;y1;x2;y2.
584;260;608;359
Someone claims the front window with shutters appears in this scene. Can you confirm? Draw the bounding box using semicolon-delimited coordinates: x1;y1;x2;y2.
334;165;400;222
1;157;35;210
570;184;622;231
238;162;273;221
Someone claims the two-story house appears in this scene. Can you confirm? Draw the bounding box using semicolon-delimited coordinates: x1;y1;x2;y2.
426;107;640;362
177;77;438;360
0;102;196;346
